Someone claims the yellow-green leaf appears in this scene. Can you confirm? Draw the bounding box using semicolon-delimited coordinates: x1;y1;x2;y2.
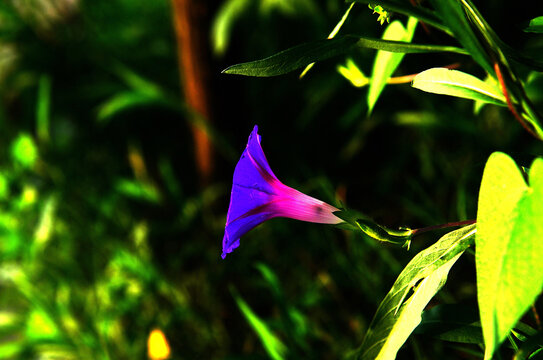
477;153;543;360
356;225;476;360
412;68;506;106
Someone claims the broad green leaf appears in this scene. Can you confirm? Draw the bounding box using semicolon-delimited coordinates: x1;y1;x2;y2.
368;17;417;114
412;68;506;106
223;36;467;77
231;287;287;360
477;153;543;360
524;16;543;33
356;224;476;360
428;0;493;75
415;304;483;344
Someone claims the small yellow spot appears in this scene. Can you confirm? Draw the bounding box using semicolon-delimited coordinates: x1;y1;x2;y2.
21;186;37;206
147;329;170;360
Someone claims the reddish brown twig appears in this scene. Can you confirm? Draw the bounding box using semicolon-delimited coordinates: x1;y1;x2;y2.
411;219;476;236
171;0;214;182
494;62;538;139
387;63;460;84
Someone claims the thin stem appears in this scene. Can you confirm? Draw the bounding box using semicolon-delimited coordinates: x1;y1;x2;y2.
532;303;542;330
387;62;460;84
494;62;539;139
411;219;476;236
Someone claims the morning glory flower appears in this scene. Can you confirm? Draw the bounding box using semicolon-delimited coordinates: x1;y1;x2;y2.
222;125;342;259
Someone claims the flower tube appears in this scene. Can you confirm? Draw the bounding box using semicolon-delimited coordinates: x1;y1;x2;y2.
222;125;342;259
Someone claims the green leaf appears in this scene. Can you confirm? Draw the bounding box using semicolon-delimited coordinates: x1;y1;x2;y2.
411;67;506;106
211;0;252;56
524;16;543;33
10;133;38;169
36;74;51;143
223;35;467;77
355;224;476;360
300;2;355;78
25;308;60;341
114;178;162;203
415;304;483;344
368;17;417;114
97;91;173;123
231;287;287;360
337;58;369;87
476;153;543;360
428;0;493;75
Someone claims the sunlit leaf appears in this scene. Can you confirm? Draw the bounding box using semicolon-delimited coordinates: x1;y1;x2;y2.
355;225;476;360
524;16;543;33
412;68;506;106
337;58;369;87
231;287;287;360
10;133;38;169
367;17;417;114
0;173;8;200
0;340;22;359
223;36;467;77
300;2;355;78
211;0;251;56
477;153;543;360
33;196;56;251
26;308;60;341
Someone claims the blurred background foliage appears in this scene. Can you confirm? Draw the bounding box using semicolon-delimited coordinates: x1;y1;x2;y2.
0;0;542;359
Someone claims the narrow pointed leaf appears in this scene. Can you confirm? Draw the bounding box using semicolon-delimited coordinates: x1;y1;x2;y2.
356;225;476;360
368;17;417;114
428;0;493;74
223;36;467;77
300;2;355;78
412;68;506;106
477;153;543;360
231;287;287;360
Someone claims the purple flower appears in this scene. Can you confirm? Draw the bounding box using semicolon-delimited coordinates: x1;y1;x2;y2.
222;125;342;259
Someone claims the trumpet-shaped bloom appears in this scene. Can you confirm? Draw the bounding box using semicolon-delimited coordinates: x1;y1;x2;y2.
222;125;342;259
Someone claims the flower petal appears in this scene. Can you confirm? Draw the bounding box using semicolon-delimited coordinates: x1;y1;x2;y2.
223;126;280;258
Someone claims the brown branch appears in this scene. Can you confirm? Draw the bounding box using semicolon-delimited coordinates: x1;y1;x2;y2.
171;0;214;182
